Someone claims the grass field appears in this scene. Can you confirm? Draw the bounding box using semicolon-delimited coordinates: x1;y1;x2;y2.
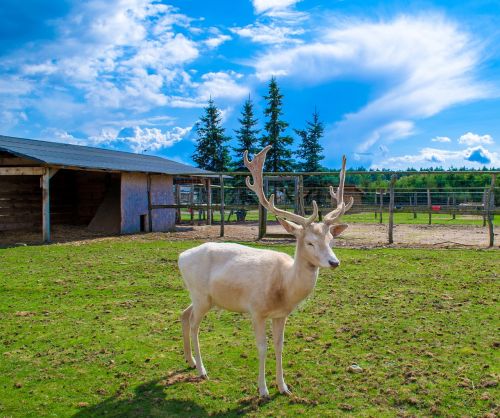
0;241;498;417
181;210;497;226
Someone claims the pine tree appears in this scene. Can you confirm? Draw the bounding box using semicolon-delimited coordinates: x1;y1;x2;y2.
295;109;325;172
260;77;294;172
232;96;260;170
192;98;231;171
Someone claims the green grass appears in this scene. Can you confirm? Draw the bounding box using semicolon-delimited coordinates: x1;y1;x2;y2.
181;210;496;226
343;212;498;226
0;241;498;417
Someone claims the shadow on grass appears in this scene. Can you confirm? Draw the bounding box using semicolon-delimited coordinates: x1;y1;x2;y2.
73;369;277;418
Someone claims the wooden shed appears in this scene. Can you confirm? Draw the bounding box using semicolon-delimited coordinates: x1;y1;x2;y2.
0;135;211;242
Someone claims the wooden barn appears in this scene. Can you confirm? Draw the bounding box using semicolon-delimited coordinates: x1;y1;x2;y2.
0;135;211;242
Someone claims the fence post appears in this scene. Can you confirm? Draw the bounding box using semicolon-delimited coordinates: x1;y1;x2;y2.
206;178;212;225
219;175;225;237
42;168;51;243
427;188;432;225
379;189;384;224
258;177;268;239
452;193;456;219
414;192;417;219
293;176;299;214
374;190;377;219
175;181;181;225
189;182;194;225
487;174;496;247
482;188;488;227
388;175;396;244
298;175;305;216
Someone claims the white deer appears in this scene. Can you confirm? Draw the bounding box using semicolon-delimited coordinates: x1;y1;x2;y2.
178;146;353;397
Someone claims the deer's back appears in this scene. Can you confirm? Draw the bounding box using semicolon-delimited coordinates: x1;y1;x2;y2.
178;242;293;313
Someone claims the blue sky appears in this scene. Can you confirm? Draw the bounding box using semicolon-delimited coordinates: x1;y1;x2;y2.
1;0;499;169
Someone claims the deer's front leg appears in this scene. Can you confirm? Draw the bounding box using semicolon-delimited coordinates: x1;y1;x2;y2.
272;317;290;395
252;316;269;397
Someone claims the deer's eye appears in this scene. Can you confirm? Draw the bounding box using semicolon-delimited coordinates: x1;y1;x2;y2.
307;242;314;247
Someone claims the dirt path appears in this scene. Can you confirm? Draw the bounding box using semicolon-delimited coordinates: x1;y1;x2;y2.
1;221;497;249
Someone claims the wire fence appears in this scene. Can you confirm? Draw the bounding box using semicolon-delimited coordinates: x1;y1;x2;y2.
166;171;498;246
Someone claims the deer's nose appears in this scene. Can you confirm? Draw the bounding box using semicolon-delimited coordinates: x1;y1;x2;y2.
329;260;340;268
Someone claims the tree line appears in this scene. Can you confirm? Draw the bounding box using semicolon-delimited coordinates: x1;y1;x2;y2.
193;77;324;173
191;77;497;190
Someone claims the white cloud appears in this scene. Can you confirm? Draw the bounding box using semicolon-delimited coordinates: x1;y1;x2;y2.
253;14;492;159
41;128;84;145
0;1;203;117
96;115;177;128
372;146;499;169
431;136;452;143
0;0;254;140
204;34;232;48
252;0;301;14
169;71;249;108
0;76;33;95
90;125;192;153
458;132;494;145
231;22;304;44
358;120;415;152
22;62;58;76
197;71;248;100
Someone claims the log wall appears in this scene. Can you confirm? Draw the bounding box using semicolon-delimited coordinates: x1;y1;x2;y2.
0;169;117;232
0;176;41;231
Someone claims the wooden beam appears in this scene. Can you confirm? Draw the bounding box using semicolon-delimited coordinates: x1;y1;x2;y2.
414;192;417;219
42;168;51;243
388;175;396;244
487;174;496;247
427;188;432;225
0;157;36;166
219;174;225;237
49;168;59;179
189;182;194;225
206;178;212;225
0;167;45;176
379;189;384;224
258;177;268;239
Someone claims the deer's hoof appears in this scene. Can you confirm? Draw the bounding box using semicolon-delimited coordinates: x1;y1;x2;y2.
258;387;270;398
279;383;291;395
198;367;208;379
186;358;196;368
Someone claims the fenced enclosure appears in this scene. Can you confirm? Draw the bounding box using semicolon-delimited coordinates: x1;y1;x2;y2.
171;170;498;247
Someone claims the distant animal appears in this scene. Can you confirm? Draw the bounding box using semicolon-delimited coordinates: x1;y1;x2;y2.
178;146;353;397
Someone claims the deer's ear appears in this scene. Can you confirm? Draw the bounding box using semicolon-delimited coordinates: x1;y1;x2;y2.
330;223;348;237
277;218;302;236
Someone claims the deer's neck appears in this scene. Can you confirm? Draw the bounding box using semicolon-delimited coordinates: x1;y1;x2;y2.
285;243;319;306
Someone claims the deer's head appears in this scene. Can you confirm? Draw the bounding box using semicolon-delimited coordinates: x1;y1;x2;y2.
244;146;353;269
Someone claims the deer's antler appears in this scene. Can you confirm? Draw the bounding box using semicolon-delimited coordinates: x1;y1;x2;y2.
323;155;353;224
244;146;318;227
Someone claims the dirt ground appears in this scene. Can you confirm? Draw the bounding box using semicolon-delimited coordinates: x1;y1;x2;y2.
1;221;498;249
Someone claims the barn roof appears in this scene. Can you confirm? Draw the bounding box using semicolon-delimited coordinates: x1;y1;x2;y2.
0;135;213;175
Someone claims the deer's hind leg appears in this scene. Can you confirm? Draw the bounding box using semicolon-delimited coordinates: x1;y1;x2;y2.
190;297;212;378
181;304;196;368
252;315;269;397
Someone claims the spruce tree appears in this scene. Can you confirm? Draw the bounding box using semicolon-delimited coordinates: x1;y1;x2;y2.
232;96;260;170
192;98;231;171
295;109;325;172
260;77;294;172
